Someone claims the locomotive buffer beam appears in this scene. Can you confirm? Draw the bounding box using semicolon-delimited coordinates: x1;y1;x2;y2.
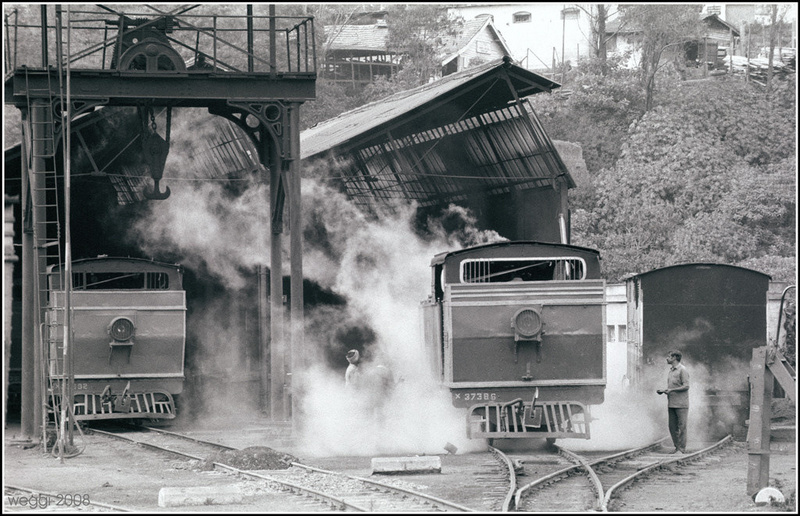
468;398;590;439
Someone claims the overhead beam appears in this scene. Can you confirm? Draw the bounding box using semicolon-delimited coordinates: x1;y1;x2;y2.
5;71;316;106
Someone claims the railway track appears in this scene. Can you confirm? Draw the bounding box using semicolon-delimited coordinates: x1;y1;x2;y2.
514;435;733;512
92;425;474;511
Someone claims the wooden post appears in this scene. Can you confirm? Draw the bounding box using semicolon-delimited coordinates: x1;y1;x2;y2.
747;346;773;497
729;28;735;74
561;11;566;85
746;24;751;82
703;37;708;77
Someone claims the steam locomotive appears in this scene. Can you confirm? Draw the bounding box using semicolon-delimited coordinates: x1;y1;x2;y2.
46;257;186;421
422;241;606;440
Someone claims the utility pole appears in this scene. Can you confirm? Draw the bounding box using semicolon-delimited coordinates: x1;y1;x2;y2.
561;8;566;85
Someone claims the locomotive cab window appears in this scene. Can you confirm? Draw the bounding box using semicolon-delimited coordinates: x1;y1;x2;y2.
73;271;169;290
460;257;586;283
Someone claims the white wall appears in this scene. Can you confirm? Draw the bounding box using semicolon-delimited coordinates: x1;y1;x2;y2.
605;283;628;391
448;4;598;72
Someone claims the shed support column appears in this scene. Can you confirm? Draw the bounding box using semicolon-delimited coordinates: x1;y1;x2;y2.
258;265;269;412
747;346;773;497
269;151;286;421
288;102;304;433
20;113;36;440
557;177;569;244
22;103;49;441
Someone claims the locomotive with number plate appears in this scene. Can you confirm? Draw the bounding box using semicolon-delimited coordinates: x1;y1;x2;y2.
46;257;186;420
422;241;606;440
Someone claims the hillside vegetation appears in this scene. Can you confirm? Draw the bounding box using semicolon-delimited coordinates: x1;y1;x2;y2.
529;58;796;282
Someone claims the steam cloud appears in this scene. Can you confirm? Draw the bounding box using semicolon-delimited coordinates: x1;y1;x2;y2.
126;109;761;456
129;110;503;455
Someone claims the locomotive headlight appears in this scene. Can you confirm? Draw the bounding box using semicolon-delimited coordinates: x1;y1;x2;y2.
109;317;135;342
511;307;543;341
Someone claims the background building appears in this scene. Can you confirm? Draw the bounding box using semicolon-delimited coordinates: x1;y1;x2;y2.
447;3;598;73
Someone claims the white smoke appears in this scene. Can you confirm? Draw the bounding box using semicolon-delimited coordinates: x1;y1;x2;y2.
296;169;502;456
128;112;504;453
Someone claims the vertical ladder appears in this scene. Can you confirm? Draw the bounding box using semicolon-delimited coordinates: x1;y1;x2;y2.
24;67;66;434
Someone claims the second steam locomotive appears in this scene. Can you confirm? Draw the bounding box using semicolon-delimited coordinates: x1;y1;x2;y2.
422;241;606;440
46;257;186;421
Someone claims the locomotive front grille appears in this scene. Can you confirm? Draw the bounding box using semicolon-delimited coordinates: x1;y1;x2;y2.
467;400;590;439
51;391;176;420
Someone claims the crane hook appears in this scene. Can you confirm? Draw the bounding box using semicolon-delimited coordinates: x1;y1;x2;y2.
140;106;171;200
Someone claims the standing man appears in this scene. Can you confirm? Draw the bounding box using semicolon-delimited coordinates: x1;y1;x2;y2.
657;350;690;453
345;349;361;388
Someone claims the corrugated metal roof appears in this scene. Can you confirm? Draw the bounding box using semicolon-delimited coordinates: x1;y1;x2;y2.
301;57;559;159
300;58;571;211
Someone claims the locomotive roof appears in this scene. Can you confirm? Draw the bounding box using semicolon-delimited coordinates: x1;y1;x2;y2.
47;256;184;274
626;262;771;281
430;241;601;266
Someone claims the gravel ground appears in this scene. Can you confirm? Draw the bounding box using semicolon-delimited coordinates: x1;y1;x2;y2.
3;421;796;513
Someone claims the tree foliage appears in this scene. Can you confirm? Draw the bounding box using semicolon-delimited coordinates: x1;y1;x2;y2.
568;75;796;282
383;4;463;88
528;56;644;176
618;4;706;111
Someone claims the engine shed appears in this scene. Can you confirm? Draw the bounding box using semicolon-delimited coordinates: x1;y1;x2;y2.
301;56;576;244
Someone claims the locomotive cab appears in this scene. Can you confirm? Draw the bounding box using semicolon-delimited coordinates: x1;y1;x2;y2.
422;241;606;440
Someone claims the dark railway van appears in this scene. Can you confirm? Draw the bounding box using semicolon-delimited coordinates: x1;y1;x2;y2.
422;241;606;440
46;257;186;420
625;263;771;439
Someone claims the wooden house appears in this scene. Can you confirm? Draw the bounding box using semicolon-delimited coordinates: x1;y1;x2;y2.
321;11;513;89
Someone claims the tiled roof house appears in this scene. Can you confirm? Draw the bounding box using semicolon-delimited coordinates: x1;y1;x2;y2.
321;11;513;89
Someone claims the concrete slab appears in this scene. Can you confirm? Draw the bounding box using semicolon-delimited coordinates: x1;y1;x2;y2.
157;485;243;507
371;455;441;475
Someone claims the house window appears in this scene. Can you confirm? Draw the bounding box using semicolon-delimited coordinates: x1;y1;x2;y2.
561;7;580;20
513;12;531;23
476;40;491;54
607;324;628;343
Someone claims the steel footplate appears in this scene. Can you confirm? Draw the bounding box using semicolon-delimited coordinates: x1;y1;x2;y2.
468;399;590;439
